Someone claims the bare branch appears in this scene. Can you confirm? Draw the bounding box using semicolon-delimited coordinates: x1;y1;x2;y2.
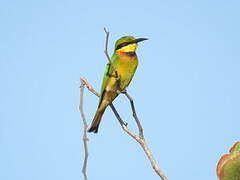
103;27;119;80
80;78;168;180
80;77;99;97
79;78;124;179
79;79;89;180
122;90;144;138
112;94;168;180
109;103;128;127
103;28;112;65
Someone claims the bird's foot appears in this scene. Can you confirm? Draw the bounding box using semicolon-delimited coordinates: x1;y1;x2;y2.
121;89;127;94
106;73;119;80
121;121;128;127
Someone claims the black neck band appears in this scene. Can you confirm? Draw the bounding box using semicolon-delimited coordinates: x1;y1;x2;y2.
125;51;136;57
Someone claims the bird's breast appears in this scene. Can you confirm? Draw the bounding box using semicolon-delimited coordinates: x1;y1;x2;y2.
115;55;138;89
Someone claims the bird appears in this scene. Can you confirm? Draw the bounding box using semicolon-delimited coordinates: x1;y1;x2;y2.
216;141;240;180
88;36;148;133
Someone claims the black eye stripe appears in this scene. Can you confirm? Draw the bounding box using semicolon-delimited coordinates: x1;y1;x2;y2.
116;42;130;50
115;40;137;50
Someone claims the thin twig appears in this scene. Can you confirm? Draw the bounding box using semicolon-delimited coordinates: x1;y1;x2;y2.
111;108;168;180
109;103;128;127
121;92;167;178
79;80;89;180
103;27;119;80
80;77;99;97
103;28;112;65
122;90;144;138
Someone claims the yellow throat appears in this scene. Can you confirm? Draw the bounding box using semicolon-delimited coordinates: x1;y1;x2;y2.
117;43;138;52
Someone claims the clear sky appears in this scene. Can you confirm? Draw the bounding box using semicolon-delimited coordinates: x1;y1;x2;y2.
1;0;240;180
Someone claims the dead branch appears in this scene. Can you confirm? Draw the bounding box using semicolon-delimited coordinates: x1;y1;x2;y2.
122;90;144;138
80;78;168;180
79;78;125;180
79;80;89;180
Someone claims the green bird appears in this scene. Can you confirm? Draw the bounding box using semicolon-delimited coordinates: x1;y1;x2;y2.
217;142;240;180
88;36;148;133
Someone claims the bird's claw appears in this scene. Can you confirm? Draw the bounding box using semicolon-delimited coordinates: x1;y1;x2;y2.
121;89;127;94
120;121;128;127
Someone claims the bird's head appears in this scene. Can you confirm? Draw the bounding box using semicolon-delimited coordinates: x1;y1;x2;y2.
114;36;148;53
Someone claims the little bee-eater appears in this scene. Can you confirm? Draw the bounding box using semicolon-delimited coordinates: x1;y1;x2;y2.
88;36;148;133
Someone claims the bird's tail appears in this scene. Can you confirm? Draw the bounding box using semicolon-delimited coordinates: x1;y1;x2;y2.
88;107;106;133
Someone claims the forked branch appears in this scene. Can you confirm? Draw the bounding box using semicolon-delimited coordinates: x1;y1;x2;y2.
80;78;168;180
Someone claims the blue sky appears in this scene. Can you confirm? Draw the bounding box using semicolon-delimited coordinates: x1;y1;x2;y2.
0;0;240;180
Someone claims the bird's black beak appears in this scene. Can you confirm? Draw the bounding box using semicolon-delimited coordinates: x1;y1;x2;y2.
131;38;148;44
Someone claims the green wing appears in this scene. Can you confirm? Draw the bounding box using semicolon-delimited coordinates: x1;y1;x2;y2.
99;54;117;102
99;63;111;96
